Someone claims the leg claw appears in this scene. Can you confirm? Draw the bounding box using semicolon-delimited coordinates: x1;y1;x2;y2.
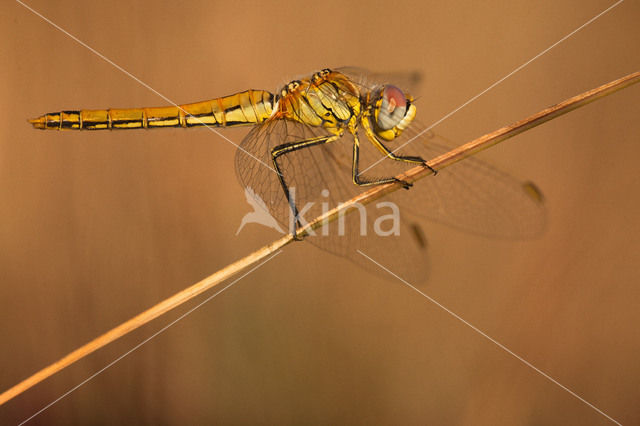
395;178;413;190
423;162;438;175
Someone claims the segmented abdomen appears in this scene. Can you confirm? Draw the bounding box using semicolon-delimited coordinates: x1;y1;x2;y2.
29;90;275;130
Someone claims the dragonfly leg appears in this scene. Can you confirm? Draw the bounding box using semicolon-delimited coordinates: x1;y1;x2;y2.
371;137;438;175
271;134;341;239
351;131;413;189
361;122;438;175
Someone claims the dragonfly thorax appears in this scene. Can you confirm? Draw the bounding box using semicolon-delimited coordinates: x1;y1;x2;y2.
276;70;362;131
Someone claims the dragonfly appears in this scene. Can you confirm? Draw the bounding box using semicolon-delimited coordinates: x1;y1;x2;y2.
29;68;546;281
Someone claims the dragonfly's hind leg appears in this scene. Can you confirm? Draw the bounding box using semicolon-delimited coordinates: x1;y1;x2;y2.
271;134;341;240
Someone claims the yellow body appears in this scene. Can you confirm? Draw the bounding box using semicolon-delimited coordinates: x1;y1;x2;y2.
28;69;412;147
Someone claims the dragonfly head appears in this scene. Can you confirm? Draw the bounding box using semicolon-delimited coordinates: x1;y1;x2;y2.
371;85;416;141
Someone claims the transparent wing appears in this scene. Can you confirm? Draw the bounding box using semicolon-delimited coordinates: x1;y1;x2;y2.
235;117;354;228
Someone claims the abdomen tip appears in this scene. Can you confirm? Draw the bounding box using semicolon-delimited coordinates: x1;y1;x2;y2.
28;116;47;129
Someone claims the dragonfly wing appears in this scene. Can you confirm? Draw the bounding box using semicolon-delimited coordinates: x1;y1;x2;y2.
234;117;432;282
235;117;354;228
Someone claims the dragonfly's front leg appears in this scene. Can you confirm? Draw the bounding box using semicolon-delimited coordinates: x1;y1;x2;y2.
271;134;341;240
369;137;438;175
361;120;438;175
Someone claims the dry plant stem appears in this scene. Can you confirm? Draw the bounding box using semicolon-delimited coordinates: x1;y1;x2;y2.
1;71;638;407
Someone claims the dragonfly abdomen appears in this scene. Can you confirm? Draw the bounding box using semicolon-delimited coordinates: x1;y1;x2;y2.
29;90;275;130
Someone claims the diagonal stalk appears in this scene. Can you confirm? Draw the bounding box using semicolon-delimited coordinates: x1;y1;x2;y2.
1;70;638;406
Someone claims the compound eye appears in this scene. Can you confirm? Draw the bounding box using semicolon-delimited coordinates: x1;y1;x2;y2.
377;85;407;130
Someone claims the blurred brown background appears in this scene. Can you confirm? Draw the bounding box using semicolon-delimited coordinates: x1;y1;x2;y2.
1;0;639;424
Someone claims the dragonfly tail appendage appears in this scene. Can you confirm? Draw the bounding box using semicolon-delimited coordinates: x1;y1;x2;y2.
29;90;276;131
